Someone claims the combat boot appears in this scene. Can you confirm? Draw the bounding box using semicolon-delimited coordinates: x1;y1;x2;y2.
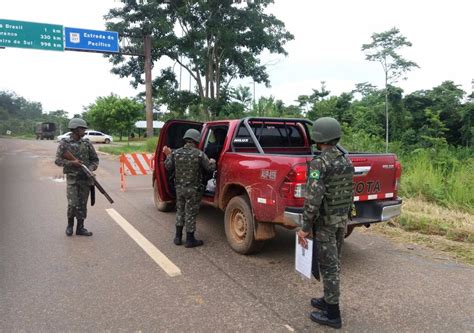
174;226;183;245
66;218;74;236
311;297;328;311
185;232;203;248
310;303;342;329
76;219;93;236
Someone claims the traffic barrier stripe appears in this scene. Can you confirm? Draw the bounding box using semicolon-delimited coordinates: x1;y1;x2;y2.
120;153;154;191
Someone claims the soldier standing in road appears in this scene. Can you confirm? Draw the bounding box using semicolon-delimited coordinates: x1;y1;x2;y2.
55;118;99;237
163;129;216;248
297;117;354;329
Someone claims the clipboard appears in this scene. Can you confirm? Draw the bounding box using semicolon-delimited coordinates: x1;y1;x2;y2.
295;234;313;279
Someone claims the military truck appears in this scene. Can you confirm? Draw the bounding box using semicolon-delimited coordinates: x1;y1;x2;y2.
35;122;56;140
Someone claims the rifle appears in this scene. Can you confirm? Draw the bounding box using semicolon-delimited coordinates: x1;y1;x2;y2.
311;227;321;281
63;151;114;204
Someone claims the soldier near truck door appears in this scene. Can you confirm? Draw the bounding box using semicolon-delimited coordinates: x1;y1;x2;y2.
163;128;216;248
297;117;354;329
55;118;99;237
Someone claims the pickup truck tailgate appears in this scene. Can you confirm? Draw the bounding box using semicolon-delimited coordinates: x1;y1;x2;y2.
350;153;398;201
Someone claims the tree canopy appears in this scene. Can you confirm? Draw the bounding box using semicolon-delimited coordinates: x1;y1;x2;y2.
105;0;294;118
362;27;419;150
83;94;144;140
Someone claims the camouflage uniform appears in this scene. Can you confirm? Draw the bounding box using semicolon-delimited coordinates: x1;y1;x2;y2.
55;137;99;221
302;146;354;305
164;142;215;232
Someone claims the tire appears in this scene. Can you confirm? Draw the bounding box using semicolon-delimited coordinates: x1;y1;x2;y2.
224;195;264;254
153;179;175;212
105;138;111;144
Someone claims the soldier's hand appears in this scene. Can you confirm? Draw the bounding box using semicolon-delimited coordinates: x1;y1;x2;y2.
163;146;171;156
297;229;310;249
69;159;83;168
209;158;216;165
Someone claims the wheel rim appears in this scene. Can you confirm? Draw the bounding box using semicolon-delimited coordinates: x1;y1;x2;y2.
230;208;247;242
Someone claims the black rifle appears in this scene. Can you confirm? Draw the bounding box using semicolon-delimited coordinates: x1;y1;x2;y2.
312;226;321;281
63;151;114;204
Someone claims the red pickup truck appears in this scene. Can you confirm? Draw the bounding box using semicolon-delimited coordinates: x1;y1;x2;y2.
153;117;402;254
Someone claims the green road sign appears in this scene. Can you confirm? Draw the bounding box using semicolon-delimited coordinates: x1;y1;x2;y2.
0;19;64;51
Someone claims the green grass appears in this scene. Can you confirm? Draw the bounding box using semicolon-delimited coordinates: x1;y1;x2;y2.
367;197;474;265
99;137;158;155
400;149;474;214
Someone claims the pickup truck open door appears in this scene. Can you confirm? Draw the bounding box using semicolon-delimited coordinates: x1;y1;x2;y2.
153;120;202;211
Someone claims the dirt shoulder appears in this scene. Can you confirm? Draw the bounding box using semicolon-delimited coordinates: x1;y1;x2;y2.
359;197;474;265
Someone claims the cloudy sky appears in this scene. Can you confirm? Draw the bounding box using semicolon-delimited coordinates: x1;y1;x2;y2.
1;0;473;117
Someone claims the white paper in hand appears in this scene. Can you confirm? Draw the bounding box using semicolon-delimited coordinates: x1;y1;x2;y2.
295;234;313;279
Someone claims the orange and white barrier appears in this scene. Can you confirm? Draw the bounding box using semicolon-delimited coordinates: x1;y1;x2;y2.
120;153;154;191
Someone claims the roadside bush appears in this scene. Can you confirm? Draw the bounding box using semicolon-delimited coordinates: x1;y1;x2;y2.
340;128;385;153
145;137;158;153
99;136;158;155
400;148;474;214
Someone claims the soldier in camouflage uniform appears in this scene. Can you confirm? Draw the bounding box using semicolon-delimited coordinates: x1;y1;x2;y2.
55;118;99;237
297;117;354;329
163;129;216;248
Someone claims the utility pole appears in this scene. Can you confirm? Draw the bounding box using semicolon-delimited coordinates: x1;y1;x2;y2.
144;34;153;138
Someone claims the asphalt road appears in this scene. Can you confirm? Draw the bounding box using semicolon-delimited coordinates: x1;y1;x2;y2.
0;138;473;332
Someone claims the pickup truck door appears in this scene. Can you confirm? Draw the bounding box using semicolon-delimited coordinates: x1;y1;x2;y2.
154;120;203;201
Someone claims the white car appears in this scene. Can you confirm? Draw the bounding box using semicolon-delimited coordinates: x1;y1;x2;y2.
56;132;71;141
84;130;113;144
56;130;113;144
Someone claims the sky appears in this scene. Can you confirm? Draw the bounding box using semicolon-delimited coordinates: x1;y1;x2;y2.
1;0;473;117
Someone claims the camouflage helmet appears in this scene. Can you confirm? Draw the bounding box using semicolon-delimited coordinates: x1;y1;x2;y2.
183;128;201;143
68;118;88;130
312;117;342;143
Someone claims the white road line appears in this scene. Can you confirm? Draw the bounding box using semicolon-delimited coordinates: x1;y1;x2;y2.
106;208;182;277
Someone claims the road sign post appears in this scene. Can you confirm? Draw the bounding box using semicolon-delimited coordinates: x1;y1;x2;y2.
0;19;63;51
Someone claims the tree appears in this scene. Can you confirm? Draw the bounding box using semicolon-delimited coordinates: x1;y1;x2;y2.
297;82;330;116
349;86;385;138
386;85;405;141
362;27;419;151
419;108;448;149
250;96;276;117
0;90;44;136
0;91;43;119
83;94;144;141
105;0;293;119
427;81;465;146
44;109;70;134
230;85;252;112
460;101;474;148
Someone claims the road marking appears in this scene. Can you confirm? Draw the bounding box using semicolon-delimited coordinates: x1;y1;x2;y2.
106;208;182;277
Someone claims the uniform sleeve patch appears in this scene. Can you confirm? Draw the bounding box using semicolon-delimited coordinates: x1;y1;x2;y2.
309;170;320;180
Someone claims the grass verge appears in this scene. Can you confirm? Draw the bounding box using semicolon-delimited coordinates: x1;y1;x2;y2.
363;197;474;265
99;137;158;155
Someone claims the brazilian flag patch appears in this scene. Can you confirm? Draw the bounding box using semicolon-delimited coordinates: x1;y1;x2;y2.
309;170;320;180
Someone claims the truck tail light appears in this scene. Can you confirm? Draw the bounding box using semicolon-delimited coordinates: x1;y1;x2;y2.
394;159;402;193
281;164;307;204
294;184;305;198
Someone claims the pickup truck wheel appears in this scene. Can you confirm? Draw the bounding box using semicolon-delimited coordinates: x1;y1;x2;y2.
224;195;264;254
153;179;175;212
